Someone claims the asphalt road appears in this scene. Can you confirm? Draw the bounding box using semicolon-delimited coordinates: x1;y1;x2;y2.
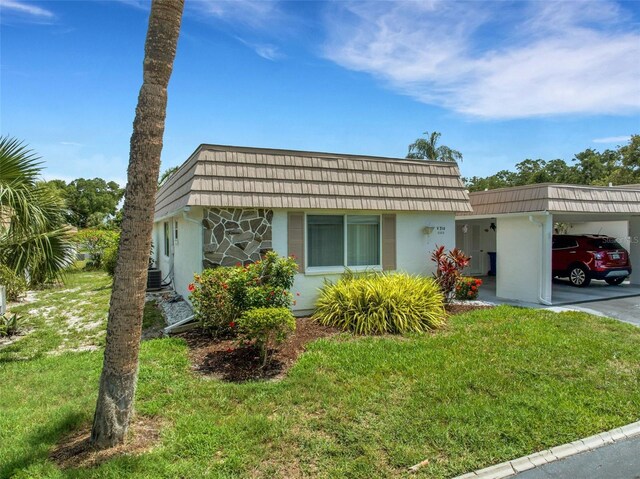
514;436;640;479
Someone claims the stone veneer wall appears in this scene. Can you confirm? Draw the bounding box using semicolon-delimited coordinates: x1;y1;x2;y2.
203;208;273;268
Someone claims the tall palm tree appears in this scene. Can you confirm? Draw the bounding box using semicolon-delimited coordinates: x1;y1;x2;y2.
407;131;463;163
91;0;184;449
0;136;74;285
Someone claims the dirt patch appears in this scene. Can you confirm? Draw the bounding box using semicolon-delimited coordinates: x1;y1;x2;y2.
180;317;339;382
446;303;494;315
49;416;163;469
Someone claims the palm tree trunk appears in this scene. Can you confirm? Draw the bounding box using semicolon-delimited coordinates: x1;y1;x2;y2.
91;0;184;449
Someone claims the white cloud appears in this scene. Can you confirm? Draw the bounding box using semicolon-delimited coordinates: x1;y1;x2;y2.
112;0;149;10
323;0;640;119
0;0;54;18
592;136;631;144
235;36;282;60
190;0;286;30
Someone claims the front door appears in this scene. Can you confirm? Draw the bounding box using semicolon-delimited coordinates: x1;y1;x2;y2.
457;224;483;275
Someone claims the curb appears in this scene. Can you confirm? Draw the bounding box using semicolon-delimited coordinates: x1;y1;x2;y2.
452;420;640;479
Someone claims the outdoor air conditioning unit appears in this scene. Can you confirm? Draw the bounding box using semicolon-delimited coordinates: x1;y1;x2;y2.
147;269;162;291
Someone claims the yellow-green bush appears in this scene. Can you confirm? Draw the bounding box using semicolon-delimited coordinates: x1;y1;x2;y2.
313;272;446;334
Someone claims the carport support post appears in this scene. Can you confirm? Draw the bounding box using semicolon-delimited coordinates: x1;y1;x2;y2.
496;214;552;304
630;216;640;285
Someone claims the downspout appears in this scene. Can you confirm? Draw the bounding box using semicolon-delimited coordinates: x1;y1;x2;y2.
528;214;552;306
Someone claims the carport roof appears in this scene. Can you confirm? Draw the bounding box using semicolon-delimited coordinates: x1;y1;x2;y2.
460;183;640;217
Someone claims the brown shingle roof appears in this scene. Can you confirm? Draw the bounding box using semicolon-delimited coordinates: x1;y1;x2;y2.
460;183;640;216
155;144;471;218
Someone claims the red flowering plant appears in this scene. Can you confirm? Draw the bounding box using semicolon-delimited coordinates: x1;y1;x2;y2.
455;277;483;301
430;246;471;303
190;251;298;337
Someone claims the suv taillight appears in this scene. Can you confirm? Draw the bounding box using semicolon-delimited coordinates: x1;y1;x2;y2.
589;251;605;260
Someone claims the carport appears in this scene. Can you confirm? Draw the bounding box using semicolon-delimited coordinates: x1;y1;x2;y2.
456;184;640;305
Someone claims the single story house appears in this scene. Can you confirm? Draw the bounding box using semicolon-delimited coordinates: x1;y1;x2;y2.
455;183;640;305
153;144;471;314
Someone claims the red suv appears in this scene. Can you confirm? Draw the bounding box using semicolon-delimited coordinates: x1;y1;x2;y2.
552;235;632;287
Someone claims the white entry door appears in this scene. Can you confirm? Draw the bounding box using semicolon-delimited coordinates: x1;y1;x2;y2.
464;224;483;275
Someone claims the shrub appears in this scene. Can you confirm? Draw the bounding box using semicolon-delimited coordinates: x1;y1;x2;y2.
0;313;21;337
313;272;446;334
190;267;239;335
75;229;119;268
102;244;118;277
430;246;470;303
190;252;298;335
455;277;483;301
0;264;27;302
237;307;296;367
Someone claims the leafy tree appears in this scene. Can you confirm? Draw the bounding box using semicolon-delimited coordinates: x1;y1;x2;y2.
407;131;463;162
65;178;124;228
0;137;74;285
91;0;184;449
465;135;639;191
158;165;179;187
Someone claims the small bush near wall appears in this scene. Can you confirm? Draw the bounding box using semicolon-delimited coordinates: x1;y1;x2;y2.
237;307;296;368
313;272;446;334
74;229;119;269
430;246;470;303
0;264;27;302
455;277;483;301
190;252;298;336
0;313;21;337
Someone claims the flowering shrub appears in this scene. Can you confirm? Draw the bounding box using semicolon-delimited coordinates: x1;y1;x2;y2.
430;246;470;303
455;277;483;301
190;252;298;335
237;307;296;367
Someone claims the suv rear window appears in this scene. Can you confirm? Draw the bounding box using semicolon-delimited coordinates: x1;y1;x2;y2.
589;238;623;250
553;237;578;249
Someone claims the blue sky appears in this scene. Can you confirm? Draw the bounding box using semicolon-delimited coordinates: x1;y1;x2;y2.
1;0;639;186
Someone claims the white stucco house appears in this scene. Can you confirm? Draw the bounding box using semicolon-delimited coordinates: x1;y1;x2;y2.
153;144;471;314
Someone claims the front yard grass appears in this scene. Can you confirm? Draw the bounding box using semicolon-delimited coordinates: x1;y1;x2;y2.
1;270;639;478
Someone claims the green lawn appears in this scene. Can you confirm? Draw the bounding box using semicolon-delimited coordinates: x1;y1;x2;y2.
2;270;640;478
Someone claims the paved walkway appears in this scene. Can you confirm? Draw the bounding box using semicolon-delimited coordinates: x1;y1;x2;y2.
514;436;640;478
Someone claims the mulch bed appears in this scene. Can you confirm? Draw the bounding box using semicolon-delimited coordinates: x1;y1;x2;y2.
178;318;339;382
49;416;163;469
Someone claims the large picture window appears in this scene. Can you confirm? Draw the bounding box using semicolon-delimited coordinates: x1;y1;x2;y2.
306;214;381;269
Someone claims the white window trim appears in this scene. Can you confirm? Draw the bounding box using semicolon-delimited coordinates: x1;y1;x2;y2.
304;213;383;274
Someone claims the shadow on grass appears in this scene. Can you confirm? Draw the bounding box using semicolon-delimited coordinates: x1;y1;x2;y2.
0;410;86;478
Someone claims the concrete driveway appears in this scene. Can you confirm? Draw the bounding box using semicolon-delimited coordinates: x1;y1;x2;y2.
549;296;640;327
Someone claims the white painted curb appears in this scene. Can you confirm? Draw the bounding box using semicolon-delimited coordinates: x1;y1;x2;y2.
451;420;640;479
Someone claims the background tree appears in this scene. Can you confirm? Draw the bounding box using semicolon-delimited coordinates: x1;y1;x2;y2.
43;178;124;228
465;135;639;191
158;165;179;187
91;0;184;449
0;137;74;285
407;131;463;162
65;178;124;228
